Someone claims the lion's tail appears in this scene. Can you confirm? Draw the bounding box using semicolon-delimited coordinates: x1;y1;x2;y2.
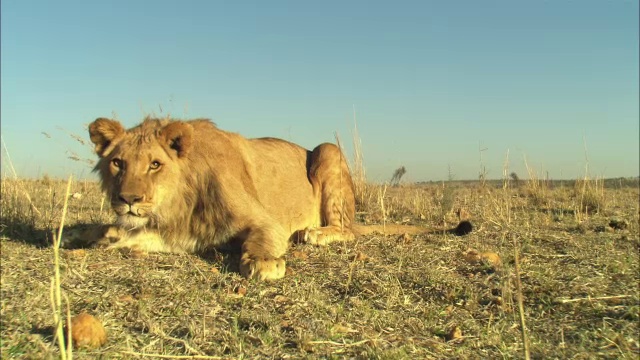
351;220;472;237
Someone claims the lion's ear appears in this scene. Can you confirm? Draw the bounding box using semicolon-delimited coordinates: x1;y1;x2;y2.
89;118;125;157
160;121;193;158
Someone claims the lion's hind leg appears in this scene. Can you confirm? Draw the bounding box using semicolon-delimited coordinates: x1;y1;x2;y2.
299;143;357;246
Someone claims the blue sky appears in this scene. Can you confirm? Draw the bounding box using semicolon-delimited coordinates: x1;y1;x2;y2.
2;1;638;181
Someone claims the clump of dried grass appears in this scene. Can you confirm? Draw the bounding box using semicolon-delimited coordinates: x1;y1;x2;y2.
349;112;375;212
523;156;549;208
574;177;606;216
573;137;606;218
438;167;457;223
3;172;639;358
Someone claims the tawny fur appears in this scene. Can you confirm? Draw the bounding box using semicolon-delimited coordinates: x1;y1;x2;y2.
84;117;355;280
73;116;471;281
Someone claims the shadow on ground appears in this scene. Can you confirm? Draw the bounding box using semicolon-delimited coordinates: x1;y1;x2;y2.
0;216;53;248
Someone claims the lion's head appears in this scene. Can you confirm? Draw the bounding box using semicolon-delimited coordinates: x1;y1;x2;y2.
89;117;194;230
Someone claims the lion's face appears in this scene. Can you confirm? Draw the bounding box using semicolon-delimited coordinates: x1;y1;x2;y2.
89;118;193;229
103;140;178;229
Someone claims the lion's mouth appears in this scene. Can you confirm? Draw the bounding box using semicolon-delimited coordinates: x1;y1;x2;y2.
112;202;149;216
117;213;150;229
124;207;145;217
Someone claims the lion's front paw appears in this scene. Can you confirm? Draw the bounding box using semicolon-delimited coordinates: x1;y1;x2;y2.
239;254;286;281
59;224;123;249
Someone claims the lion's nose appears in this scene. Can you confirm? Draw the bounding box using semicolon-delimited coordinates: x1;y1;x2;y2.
119;193;143;205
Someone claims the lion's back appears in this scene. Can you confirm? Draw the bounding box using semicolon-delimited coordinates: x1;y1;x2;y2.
243;137;321;230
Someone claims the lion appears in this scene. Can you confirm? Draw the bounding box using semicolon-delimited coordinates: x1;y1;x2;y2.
64;116;471;280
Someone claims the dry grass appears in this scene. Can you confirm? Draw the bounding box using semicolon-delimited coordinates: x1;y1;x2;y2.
574;177;607;216
349;115;373;213
1;175;638;359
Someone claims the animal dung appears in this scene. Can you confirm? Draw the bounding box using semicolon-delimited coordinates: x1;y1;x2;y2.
480;252;502;267
463;249;502;268
69;312;107;349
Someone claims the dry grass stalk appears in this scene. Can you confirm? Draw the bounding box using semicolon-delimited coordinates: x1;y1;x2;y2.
350;107;368;209
1;136;43;216
513;235;531;360
343;248;359;295
523;155;547;208
440;181;455;223
99;195;105;215
574;136;606;219
379;184;388;234
65;294;73;359
501;150;512;223
502;149;510;190
478;144;488;187
50;175;74;360
151;327;203;356
42;126;96;167
553;295;632;304
575;177;606;218
120;352;222;359
308;339;372;347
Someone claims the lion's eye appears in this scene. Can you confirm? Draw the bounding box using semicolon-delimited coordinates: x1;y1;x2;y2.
111;158;122;169
149;160;162;170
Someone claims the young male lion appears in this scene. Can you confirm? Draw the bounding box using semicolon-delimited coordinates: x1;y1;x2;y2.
68;117;470;281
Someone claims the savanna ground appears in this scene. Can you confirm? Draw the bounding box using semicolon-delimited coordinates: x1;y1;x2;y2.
1;174;638;359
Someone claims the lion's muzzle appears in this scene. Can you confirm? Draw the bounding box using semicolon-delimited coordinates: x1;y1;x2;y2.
111;194;153;229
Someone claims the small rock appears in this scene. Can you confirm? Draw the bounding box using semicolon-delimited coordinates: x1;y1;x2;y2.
446;326;463;341
119;248;147;259
273;295;290;304
352;252;369;262
117;295;135;303
235;286;247;297
463;249;502;268
464;250;482;263
331;324;357;334
291;250;308;260
397;233;412;244
480;252;502;268
64;249;87;260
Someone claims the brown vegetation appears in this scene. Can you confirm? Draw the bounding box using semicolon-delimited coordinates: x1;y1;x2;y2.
1;175;638;358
